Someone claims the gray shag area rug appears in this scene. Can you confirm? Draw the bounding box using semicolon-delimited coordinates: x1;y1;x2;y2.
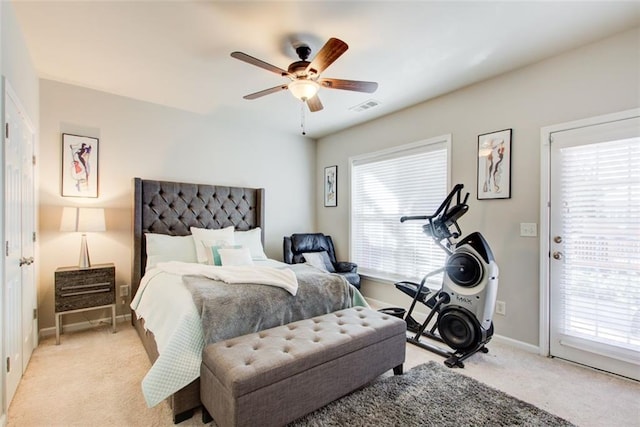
289;361;575;426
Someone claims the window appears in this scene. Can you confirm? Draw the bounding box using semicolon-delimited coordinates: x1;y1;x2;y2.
553;134;640;356
350;135;450;284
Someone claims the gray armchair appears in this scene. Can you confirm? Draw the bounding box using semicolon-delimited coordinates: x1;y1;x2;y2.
283;233;360;289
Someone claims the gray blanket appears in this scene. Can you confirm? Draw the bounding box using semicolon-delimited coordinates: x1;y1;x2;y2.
183;264;355;345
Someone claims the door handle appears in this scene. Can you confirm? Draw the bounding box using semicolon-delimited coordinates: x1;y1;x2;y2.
552;251;563;260
19;257;34;266
553;236;563;243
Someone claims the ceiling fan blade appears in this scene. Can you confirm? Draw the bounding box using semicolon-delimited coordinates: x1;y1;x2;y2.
319;78;378;93
231;51;291;77
243;85;288;100
307;95;324;112
306;38;348;76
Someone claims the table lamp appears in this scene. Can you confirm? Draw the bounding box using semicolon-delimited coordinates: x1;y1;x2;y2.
60;207;106;269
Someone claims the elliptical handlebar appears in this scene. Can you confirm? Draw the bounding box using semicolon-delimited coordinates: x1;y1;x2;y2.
434;183;466;217
399;183;470;245
400;215;428;223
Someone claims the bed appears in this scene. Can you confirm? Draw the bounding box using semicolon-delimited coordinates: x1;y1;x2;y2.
130;178;365;423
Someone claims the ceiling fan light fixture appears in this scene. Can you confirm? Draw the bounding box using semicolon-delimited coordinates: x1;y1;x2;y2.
288;79;319;100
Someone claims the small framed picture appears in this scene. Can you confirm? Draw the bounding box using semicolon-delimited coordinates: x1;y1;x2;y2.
324;165;338;207
477;129;512;200
61;133;99;198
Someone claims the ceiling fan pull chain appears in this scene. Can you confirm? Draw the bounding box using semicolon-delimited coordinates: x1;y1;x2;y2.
300;101;307;135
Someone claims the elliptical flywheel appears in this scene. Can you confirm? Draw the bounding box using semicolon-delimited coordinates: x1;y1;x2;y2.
446;252;483;287
437;306;480;351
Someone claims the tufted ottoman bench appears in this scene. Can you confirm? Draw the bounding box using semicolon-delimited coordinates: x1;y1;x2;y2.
200;306;406;427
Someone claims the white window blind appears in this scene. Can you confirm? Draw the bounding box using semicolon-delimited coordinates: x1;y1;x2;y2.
558;137;640;352
351;137;449;283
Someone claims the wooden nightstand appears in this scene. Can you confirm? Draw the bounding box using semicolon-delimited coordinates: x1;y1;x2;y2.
54;263;116;344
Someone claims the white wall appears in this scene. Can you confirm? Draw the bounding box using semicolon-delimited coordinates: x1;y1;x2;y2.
316;27;640;346
37;80;316;330
1;6;38;121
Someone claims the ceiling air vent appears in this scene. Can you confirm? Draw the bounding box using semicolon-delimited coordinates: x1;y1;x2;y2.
349;99;381;112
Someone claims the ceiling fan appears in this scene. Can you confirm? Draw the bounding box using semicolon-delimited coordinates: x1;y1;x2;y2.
230;37;378;112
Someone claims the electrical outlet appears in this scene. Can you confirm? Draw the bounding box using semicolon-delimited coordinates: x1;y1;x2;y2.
495;300;506;316
120;285;129;297
520;222;537;237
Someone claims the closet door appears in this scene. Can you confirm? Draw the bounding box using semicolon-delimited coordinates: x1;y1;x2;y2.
4;81;23;406
3;80;37;407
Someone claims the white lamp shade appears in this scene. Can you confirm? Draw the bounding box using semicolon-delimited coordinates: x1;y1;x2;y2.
288;79;320;100
60;207;106;232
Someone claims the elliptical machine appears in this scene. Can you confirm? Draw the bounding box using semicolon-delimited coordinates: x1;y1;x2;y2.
396;184;499;368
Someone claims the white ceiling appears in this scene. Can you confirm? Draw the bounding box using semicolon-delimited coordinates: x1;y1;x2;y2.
11;1;640;139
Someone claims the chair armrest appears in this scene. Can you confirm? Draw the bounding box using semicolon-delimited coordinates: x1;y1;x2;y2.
283;237;294;264
334;261;357;274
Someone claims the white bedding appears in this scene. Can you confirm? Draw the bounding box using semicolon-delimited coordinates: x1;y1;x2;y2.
150;261;299;295
131;259;368;407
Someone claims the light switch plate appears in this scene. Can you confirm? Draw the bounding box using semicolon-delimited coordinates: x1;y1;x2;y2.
520;223;537;237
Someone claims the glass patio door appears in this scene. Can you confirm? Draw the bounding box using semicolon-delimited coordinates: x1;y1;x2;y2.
549;114;640;380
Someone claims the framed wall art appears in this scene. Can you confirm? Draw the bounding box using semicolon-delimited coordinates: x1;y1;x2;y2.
477;128;512;200
324;165;338;207
61;133;99;198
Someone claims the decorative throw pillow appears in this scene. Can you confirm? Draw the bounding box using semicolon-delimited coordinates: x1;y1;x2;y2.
218;247;254;266
234;228;268;260
145;233;197;271
206;244;242;266
302;251;335;273
190;226;235;263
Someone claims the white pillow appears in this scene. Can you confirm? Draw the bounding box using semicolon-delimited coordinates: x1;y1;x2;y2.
190;226;235;263
302;251;335;272
145;233;197;271
218;247;254;266
204;243;241;266
234;228;268;260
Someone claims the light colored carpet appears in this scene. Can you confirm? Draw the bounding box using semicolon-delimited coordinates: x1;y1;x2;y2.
6;322;173;426
7;321;640;426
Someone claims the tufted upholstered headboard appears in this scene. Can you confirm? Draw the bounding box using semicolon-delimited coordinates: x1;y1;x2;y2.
131;177;265;301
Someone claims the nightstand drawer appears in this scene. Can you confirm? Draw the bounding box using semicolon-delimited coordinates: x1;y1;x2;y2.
55;286;114;311
55;264;115;312
59;282;112;296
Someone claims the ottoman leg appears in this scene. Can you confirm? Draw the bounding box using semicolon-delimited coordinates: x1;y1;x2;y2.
202;406;213;424
393;364;403;375
173;409;194;424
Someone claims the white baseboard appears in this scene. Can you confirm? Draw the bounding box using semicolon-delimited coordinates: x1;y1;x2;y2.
364;296;540;354
39;314;131;339
491;334;540;354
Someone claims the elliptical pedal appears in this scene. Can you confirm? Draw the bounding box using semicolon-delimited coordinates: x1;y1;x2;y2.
396;282;430;305
395;281;440;309
404;314;422;333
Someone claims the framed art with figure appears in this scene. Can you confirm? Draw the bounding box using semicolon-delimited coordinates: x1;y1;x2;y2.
477;129;511;200
61;133;99;198
324;165;337;207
